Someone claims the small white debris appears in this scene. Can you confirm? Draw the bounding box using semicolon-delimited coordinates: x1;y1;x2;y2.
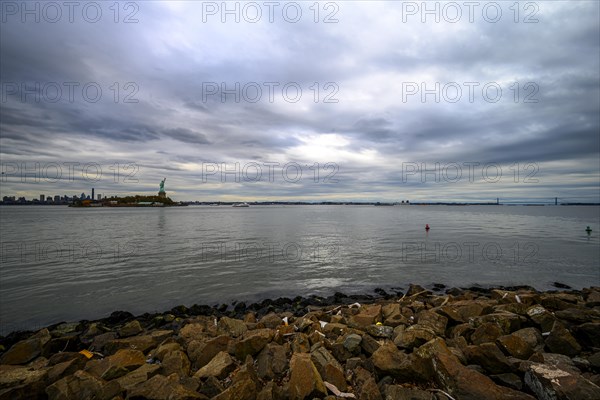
319;320;328;329
515;295;522;303
324;381;356;398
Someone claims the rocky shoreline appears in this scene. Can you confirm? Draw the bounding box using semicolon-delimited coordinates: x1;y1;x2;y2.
1;284;600;399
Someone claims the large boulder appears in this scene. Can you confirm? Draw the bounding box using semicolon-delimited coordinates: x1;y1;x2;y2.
218;317;248;338
287;353;327;400
187;335;231;369
311;346;346;391
46;370;120;400
545;321;581;357
234;329;274;361
496;333;534;360
463;343;512;374
1;329;51;365
524;362;600;400
416;310;448;336
414;338;535;400
127;373;205;400
257;343;288;379
371;342;422;381
194;351;235;380
103;330;173;355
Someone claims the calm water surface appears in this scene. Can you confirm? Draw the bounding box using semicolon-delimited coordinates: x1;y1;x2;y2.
1;205;599;333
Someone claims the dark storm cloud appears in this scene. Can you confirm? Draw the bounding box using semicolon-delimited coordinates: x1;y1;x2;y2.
0;1;598;202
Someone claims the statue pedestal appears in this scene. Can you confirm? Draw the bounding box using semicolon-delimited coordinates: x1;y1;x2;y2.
158;192;166;199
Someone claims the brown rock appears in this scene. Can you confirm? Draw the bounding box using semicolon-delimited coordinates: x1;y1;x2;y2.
416;310;448;336
1;329;51;365
512;327;544;352
525;362;600;400
115;363;160;391
127;373;205;399
161;349;191;377
361;333;382;355
234;329;274;361
218;317;248;338
393;325;436;350
555;307;600;324
46;370;120;400
288;353;327;400
322;322;347;337
213;360;258;400
91;332;117;353
85;348;145;381
574;322;600;348
464;343;512;374
540;294;577;311
257;343;288;379
194;351;235;379
47;351;85;366
385;385;431;399
496;333;534;359
585;289;600;307
353;367;382;400
151;342;181;361
349;304;382;328
0;364;47;390
330;342;353;363
529;352;581;374
475;312;525;334
415;338;534;400
259;313;283;329
444;300;488;322
371;342;420;381
198;375;224;398
47;356;87;383
311;347;346;391
471;322;503;345
490;373;523;391
104;330;173;355
291;333;310;353
179;323;206;342
545;321;581;357
118;320;143;337
526;305;556;332
187;335;231;369
382;304;409;327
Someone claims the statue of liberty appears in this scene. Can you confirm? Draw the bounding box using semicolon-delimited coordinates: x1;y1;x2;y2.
158;178;166;197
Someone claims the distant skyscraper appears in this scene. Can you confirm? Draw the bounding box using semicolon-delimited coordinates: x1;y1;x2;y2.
81;192;85;200
92;188;95;201
40;194;45;202
97;194;101;200
54;195;60;203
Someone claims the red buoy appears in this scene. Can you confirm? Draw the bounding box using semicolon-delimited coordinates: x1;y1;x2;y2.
425;224;430;230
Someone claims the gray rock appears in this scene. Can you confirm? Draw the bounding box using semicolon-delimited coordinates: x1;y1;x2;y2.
367;324;394;339
343;333;363;352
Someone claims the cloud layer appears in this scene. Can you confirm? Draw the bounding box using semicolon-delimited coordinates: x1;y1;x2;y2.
1;1;599;202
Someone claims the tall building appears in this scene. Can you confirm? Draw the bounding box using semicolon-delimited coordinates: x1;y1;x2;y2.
97;194;101;200
92;188;95;200
40;194;45;202
54;195;60;203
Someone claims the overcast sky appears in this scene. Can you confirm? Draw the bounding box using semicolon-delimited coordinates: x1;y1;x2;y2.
1;1;599;203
